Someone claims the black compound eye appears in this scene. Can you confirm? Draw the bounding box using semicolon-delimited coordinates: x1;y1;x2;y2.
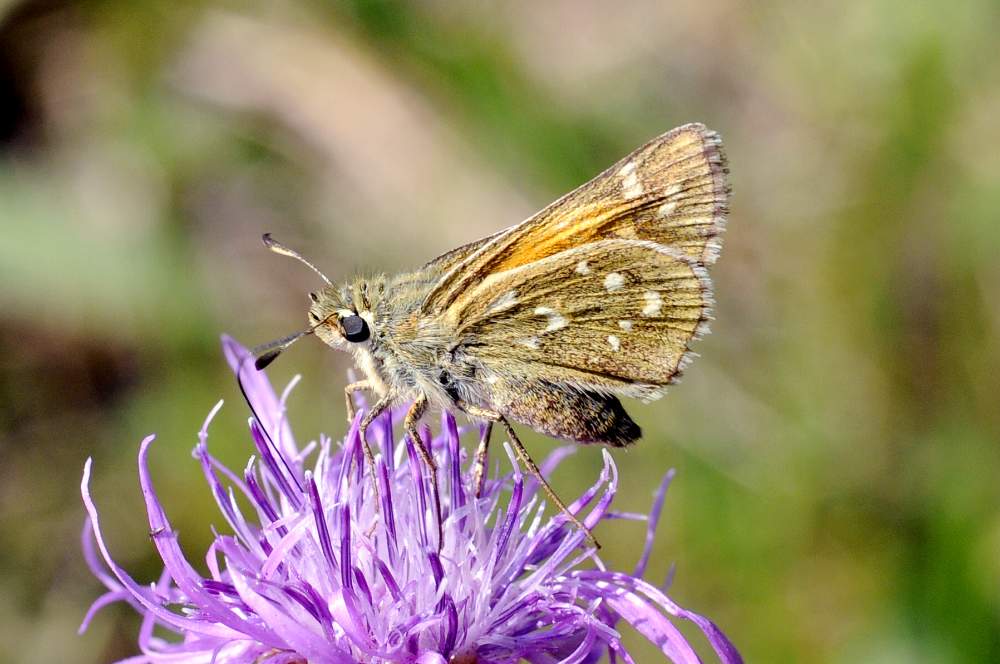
341;314;370;343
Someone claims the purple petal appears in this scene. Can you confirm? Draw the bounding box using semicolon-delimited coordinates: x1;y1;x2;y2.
634;470;675;579
600;587;703;663
222;334;297;456
226;562;346;663
81;456;242;639
136;437;286;645
78;589;128;634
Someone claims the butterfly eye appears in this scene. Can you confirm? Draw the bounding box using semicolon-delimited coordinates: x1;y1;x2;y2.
341;314;370;343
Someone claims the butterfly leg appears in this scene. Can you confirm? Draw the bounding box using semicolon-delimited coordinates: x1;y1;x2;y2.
344;380;372;424
357;392;393;515
402;393;445;551
471;422;493;498
458;403;600;550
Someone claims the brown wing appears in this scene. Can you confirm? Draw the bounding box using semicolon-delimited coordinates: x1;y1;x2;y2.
418;226;512;272
421;123;728;315
453;239;712;403
392;227;515;293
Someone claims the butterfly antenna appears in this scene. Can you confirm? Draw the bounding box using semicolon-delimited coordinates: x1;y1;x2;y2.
250;331;309;370
250;313;337;370
262;233;333;286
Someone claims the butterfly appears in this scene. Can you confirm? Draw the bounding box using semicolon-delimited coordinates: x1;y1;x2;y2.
253;123;729;549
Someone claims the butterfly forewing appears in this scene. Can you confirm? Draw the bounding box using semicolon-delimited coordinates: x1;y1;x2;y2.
391;227;514;294
418;226;513;273
453;239;712;401
421;123;728;315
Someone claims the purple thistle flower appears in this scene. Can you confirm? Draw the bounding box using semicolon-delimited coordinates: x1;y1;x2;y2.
80;336;742;664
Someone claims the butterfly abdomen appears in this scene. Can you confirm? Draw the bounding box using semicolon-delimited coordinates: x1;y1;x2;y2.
495;380;641;447
569;391;642;446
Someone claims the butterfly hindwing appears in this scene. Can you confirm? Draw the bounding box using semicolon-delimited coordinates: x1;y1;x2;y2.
452;239;712;403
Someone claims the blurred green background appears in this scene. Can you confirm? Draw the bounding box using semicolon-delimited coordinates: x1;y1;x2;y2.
1;1;998;662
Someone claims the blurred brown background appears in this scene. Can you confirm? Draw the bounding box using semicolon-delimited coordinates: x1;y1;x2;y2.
1;1;999;662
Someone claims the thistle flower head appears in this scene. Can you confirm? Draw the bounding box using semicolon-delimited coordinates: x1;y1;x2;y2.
80;336;742;663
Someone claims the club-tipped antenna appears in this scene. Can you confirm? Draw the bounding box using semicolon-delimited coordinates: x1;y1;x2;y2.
250;313;336;371
262;233;332;286
250;330;308;370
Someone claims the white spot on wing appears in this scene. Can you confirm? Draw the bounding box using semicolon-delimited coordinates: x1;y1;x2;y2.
657;200;677;217
642;291;663;317
619;320;633;331
487;289;518;314
520;337;540;350
618;160;643;199
607;335;621;351
604;272;625;292
575;260;591;275
534;306;568;332
485;373;499;385
622;173;643;199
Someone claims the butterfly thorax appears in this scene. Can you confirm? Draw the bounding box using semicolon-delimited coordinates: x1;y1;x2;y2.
309;272;471;411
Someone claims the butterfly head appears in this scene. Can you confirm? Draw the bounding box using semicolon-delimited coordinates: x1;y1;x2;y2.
252;234;385;371
307;280;378;351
